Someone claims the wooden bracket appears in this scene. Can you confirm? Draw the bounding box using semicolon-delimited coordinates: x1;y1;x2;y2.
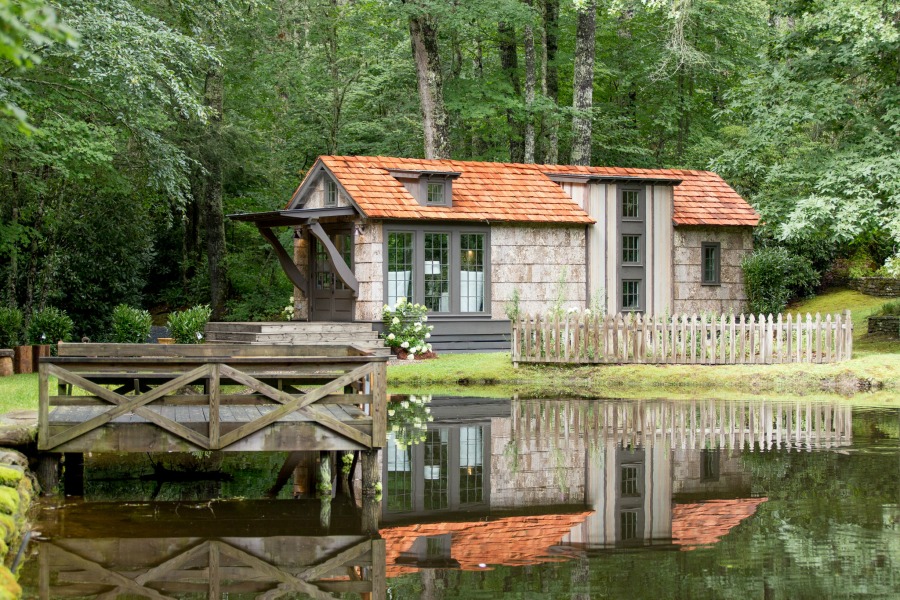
258;225;308;296
307;221;359;296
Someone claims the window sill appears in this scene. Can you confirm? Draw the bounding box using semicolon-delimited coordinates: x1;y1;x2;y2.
700;282;721;287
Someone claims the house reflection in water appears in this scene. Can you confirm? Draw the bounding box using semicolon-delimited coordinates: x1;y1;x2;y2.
381;397;853;573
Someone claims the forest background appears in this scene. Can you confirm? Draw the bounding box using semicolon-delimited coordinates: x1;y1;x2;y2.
1;0;898;339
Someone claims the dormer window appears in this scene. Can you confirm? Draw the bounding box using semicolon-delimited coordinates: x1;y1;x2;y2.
324;180;338;207
426;181;447;205
387;169;460;208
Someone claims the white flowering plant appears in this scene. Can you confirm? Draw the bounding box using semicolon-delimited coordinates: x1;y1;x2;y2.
381;297;435;359
282;296;295;321
388;394;434;450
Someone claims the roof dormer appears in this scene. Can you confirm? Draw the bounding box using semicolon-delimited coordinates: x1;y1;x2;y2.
388;169;461;208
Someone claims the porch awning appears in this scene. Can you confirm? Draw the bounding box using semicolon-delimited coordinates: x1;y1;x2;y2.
227;207;359;297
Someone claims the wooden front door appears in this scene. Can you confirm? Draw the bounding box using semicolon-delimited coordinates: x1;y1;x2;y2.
310;228;354;322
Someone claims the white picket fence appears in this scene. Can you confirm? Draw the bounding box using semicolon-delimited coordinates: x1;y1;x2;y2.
511;311;853;366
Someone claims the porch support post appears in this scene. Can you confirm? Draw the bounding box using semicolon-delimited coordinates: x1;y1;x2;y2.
308;221;359;296
258;225;309;296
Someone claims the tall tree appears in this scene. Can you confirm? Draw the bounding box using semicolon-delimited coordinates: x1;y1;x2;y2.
522;0;537;163
541;0;560;163
202;66;227;320
570;0;596;165
409;11;451;159
498;21;523;162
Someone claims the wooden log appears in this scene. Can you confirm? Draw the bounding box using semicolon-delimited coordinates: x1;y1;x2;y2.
36;453;61;496
13;345;32;374
361;449;380;497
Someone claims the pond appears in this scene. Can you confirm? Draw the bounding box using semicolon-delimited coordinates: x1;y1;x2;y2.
17;397;900;599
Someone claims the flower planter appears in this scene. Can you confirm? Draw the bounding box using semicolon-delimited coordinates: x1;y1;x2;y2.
157;338;175;345
32;344;51;371
13;346;32;374
0;350;12;377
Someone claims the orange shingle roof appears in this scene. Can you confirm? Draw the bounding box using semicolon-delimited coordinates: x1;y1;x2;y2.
381;512;593;576
296;156;758;227
671;498;767;550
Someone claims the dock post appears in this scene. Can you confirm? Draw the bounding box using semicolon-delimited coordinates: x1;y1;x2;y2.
63;453;84;496
35;453;61;496
317;451;333;496
361;495;380;535
361;449;380;496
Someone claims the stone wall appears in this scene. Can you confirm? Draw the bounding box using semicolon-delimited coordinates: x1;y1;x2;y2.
850;277;900;297
867;315;899;337
491;224;587;320
488;416;587;508
673;226;753;315
354;221;384;321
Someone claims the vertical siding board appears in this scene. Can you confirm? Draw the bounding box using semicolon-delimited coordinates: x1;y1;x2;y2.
605;184;618;315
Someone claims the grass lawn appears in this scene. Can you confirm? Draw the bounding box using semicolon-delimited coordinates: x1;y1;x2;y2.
0;373;41;415
389;288;900;402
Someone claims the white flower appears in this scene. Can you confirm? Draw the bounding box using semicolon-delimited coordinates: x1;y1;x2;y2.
414;322;422;330
392;317;400;325
383;304;390;311
401;401;409;408
422;315;428;321
425;333;431;339
568;306;579;313
407;353;415;360
289;296;294;303
387;409;395;416
426;343;432;351
400;341;409;349
285;305;292;312
398;297;407;304
387;333;396;340
427;415;434;422
584;308;591;315
195;332;203;340
391;424;399;432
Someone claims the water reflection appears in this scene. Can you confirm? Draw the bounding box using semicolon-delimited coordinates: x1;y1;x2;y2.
19;397;899;599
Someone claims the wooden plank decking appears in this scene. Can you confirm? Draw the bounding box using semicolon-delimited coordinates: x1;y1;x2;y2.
38;343;388;454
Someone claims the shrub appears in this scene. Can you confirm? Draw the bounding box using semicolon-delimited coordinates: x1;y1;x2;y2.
381;298;434;359
876;255;900;278
111;304;153;343
167;305;212;344
741;247;820;315
27;307;74;347
876;300;900;316
0;308;23;348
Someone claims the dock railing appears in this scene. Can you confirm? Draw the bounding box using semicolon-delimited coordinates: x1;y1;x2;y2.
512;311;853;366
38;343;387;453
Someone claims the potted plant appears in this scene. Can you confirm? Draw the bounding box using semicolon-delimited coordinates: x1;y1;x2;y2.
0;307;22;377
166;305;213;344
381;298;436;360
27;307;75;369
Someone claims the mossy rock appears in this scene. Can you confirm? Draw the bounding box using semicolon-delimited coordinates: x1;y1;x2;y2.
0;515;13;544
0;488;18;517
0;566;20;600
0;467;22;489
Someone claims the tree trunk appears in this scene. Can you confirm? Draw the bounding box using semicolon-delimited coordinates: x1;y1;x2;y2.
498;22;523;163
570;0;596;166
542;0;560;164
409;14;451;160
203;66;228;320
523;1;537;163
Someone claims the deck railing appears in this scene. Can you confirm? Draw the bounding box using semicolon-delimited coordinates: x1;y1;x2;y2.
38;343;387;453
512;311;853;366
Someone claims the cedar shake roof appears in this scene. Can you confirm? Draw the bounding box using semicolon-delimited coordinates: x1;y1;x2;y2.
671;498;768;550
295;156;758;227
381;512;593;576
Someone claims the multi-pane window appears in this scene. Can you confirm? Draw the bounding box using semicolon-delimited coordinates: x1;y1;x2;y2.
620;510;638;540
423;429;449;510
622;190;640;219
621;465;639;497
424;233;450;312
459;427;484;505
622;235;641;264
622;280;641;311
387;233;414;305
386;432;413;512
426;182;446;205
701;449;721;482
702;242;721;285
460;234;485;312
325;180;338;207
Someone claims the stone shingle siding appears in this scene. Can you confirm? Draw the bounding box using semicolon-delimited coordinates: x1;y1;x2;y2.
673;226;753;316
490;224;586;319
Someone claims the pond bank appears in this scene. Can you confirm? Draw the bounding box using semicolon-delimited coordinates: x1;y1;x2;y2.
0;449;34;600
387;352;900;403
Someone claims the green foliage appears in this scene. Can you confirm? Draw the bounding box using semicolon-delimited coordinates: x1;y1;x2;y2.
110;304;152;343
504;288;521;321
166;304;212;344
742;247;820;315
876;301;900;317
381;298;434;358
0;307;23;348
26;306;74;346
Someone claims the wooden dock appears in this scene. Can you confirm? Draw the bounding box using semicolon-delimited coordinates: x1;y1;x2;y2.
37;343;387;455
